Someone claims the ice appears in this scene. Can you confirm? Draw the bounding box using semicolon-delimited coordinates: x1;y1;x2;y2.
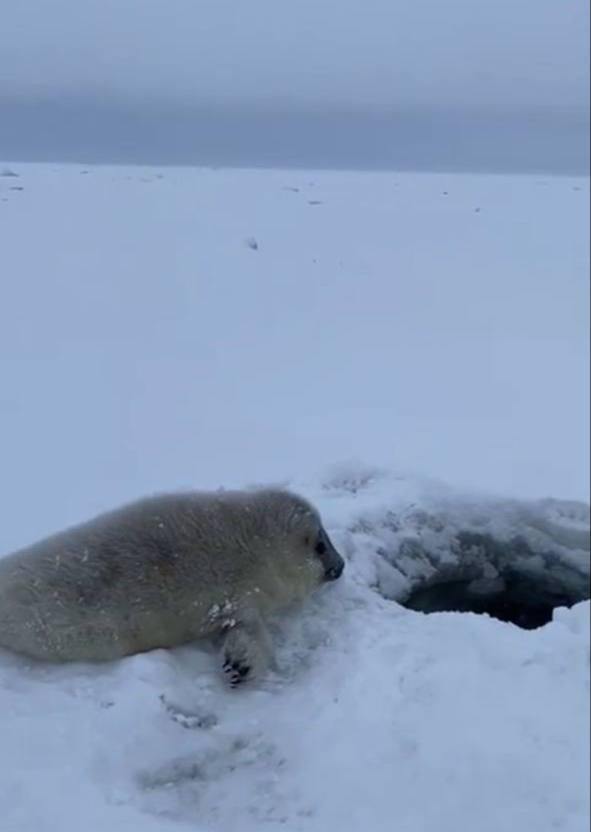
0;464;589;831
0;164;588;831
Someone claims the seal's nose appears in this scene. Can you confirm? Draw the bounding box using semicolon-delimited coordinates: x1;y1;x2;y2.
324;560;344;581
316;527;345;582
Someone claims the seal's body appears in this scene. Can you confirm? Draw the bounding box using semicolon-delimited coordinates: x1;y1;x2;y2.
0;489;344;684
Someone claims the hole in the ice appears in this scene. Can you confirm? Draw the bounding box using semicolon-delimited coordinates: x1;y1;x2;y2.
402;574;580;630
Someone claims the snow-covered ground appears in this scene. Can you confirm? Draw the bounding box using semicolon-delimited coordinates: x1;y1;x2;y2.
0;469;589;832
0;164;588;552
0;164;589;831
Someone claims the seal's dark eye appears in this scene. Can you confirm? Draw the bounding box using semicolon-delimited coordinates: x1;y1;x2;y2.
304;535;311;546
315;540;326;555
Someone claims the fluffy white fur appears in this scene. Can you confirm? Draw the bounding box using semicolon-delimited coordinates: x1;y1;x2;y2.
0;489;344;685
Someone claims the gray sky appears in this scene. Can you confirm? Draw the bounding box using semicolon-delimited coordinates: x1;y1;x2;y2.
1;0;589;170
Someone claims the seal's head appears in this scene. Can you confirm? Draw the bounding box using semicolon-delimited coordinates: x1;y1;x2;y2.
252;490;344;602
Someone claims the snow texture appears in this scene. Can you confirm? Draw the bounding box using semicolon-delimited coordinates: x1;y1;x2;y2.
0;164;588;562
0;467;589;832
0;164;589;831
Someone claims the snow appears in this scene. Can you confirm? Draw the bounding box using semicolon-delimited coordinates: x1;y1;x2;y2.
0;165;588;556
0;164;589;831
0;471;589;832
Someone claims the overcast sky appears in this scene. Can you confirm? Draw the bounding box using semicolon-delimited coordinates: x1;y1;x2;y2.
1;1;589;170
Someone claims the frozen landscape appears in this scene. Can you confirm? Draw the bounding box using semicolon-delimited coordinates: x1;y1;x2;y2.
1;163;589;541
0;164;589;831
0;464;589;832
0;0;589;828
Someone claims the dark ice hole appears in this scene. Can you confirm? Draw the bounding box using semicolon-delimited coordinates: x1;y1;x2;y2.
403;574;580;630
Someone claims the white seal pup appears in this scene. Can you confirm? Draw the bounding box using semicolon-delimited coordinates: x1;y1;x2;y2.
0;488;344;685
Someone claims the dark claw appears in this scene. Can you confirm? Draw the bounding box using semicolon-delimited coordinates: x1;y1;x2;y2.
223;658;251;687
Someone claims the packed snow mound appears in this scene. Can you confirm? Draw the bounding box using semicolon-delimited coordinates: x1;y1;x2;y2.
316;464;589;617
1;468;589;832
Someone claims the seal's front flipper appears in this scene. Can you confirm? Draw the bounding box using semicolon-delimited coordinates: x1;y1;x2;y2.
220;612;273;688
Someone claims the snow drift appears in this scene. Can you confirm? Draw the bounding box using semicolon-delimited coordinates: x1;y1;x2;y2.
0;467;589;832
0;162;588;831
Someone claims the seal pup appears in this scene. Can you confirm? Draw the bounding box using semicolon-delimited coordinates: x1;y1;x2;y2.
0;488;344;685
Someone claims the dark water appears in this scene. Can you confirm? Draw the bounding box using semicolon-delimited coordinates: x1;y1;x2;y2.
404;575;583;630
